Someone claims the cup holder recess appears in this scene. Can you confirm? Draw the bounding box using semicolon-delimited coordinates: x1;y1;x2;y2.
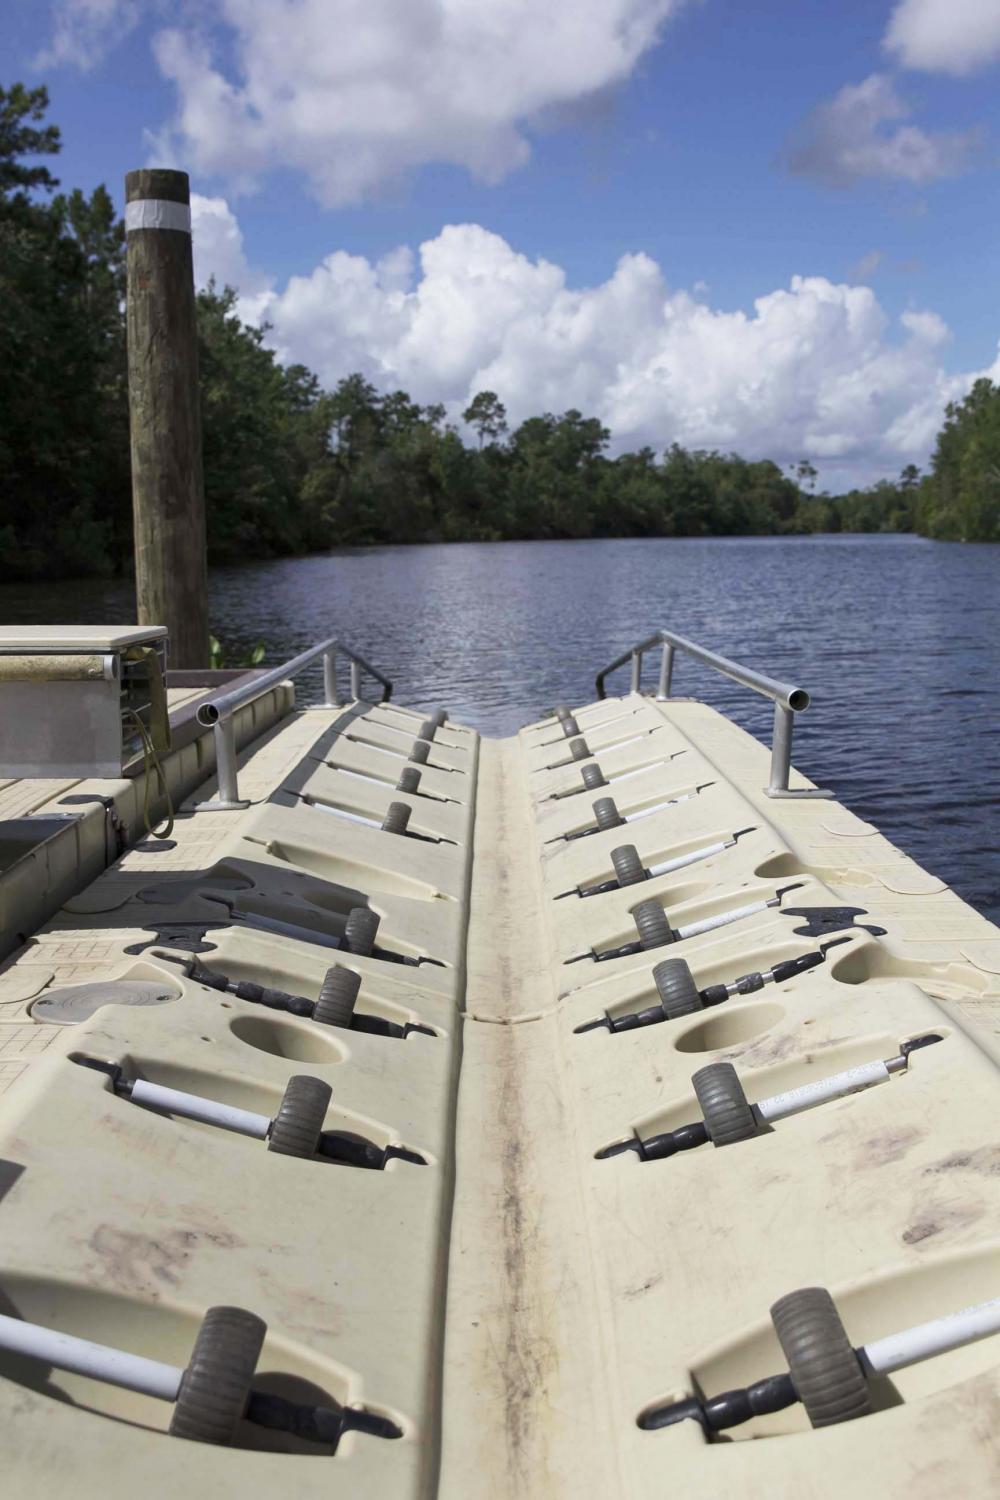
229;1014;348;1064
671;1002;786;1054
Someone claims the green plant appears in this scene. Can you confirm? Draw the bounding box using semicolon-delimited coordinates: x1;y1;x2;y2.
209;635;267;670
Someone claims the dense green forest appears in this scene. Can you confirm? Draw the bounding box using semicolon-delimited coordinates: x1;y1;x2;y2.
1;83;997;582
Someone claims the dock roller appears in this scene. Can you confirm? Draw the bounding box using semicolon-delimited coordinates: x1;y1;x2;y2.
569;884;806;964
596;1034;941;1161
154;953;436;1038
573;831;754;896
575;939;851;1033
72;1057;426;1168
0;1303;402;1450
640;1288;1000;1433
562;787;706;839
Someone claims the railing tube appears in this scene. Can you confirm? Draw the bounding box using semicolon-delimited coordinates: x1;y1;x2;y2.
593;627;831;799
350;660;362;701
768;702;794;795
212;714;249;809
323;647;340;707
657;642;674;700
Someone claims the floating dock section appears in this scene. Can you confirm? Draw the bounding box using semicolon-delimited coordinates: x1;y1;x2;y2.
0;683;997;1496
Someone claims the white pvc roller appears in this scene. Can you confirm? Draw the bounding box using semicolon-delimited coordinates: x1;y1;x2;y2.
607;761;670;785
352;740;404;761
0;1313;182;1400
335;766;392;785
625;793;693;822
130;1080;271;1138
860;1298;1000;1377
598;732;646;754
308;800;381;828
755;1059;890;1124
676;897;770;940
647;840;730;877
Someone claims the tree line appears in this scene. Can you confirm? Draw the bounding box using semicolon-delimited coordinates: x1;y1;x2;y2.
1;82;997;583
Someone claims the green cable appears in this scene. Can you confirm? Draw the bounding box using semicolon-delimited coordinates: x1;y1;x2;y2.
124;708;175;840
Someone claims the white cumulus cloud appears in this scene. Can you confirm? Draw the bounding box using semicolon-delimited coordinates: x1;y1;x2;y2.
146;0;687;203
190;194;274;321
34;0;143;70
189;208;1000;490
884;0;1000;76
786;73;979;187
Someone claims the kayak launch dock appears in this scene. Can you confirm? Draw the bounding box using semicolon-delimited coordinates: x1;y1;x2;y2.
0;626;997;1497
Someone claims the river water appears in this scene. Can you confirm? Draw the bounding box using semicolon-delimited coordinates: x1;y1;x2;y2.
1;533;997;921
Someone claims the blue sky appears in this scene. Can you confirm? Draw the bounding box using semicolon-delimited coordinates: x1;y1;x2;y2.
5;0;1000;487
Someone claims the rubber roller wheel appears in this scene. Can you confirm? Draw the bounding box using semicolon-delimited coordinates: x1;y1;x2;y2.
343;906;380;956
409;739;431;765
429;708;448;727
313;965;361;1027
692;1062;758;1146
592;796;622;830
653;958;703;1018
397;766;422;794
417;719;437;742
632;899;674;950
267;1075;332;1158
381;801;412;835
582;764;607;791
561;715;580;737
611;844;647;887
555;704;572;720
770;1288;872;1428
569;737;591;762
169;1305;266;1445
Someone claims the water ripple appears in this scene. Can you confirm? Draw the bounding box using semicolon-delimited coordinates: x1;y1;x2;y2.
2;533;997;921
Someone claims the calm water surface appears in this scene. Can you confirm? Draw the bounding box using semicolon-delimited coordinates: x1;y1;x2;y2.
2;534;997;921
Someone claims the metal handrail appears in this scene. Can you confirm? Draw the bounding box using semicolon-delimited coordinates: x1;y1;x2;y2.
195;637;392;809
595;629;830;799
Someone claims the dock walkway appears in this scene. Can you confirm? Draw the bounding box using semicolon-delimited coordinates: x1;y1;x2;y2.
0;689;997;1495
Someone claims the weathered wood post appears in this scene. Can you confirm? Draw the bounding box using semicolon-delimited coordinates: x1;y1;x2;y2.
125;168;210;668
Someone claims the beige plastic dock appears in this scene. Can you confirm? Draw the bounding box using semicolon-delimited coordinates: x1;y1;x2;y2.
0;657;998;1495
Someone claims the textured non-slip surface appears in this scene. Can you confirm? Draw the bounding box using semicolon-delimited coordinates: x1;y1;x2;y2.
0;692;997;1496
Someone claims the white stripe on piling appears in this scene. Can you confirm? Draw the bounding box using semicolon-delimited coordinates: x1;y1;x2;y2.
124;199;192;233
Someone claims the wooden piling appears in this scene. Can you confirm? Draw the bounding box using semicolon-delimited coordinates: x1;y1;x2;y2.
125;169;209;668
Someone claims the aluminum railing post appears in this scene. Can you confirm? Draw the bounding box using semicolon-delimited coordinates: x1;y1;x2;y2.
630;650;642;694
323;648;340;707
769;702;793;794
350;660;362;701
657;642;674;700
212;715;250;809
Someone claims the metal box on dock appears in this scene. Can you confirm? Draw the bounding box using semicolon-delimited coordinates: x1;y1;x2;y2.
0;626;170;777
